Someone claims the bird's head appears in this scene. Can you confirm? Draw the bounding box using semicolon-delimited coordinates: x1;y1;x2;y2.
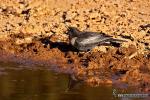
66;27;81;39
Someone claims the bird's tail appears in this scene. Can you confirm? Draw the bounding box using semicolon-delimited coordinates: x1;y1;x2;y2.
108;38;127;43
99;38;127;46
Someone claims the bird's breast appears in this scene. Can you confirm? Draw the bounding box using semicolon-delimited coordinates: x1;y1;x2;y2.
71;37;77;45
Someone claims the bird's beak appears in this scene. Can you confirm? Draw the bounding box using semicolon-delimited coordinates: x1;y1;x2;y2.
64;25;70;31
64;25;71;35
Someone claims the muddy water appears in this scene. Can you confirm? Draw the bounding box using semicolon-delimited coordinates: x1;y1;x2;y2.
0;62;148;100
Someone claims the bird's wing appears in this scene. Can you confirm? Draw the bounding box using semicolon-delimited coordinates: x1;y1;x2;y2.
76;33;112;46
75;31;126;46
79;32;112;38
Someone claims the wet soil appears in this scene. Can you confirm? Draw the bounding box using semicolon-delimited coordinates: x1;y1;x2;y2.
0;36;150;93
0;0;150;94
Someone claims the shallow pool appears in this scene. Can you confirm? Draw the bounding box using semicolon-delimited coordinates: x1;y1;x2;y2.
0;62;148;100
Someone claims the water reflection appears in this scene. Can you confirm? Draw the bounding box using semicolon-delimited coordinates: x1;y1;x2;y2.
0;62;116;100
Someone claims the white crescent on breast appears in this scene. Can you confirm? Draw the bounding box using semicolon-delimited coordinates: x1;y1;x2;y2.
71;37;77;45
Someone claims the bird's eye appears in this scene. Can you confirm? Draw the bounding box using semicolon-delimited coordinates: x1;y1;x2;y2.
70;30;74;32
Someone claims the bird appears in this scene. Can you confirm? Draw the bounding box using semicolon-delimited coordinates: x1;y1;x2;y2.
66;27;126;51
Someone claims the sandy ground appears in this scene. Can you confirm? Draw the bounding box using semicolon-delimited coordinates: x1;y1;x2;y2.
0;0;150;92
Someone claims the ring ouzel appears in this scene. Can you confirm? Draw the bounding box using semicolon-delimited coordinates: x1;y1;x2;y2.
66;27;126;51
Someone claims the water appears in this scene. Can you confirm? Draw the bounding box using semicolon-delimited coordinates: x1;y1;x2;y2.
0;62;148;100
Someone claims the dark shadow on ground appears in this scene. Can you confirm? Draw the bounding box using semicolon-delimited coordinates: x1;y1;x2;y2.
40;37;78;52
50;42;78;52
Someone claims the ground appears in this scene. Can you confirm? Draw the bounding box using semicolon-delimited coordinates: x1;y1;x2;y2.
0;0;150;93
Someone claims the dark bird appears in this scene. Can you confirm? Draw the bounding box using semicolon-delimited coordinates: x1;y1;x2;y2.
66;27;126;51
